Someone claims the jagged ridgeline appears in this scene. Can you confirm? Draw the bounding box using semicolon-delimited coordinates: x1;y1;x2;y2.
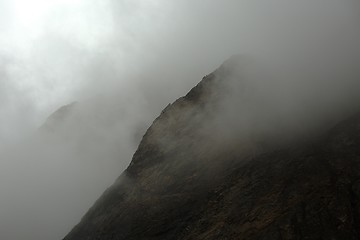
64;56;360;240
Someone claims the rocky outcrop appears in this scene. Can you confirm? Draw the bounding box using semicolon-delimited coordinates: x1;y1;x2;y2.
63;58;360;240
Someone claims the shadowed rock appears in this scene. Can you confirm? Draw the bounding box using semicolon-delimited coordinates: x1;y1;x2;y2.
63;58;360;240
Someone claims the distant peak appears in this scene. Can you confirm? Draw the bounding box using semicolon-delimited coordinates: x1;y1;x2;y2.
40;102;77;132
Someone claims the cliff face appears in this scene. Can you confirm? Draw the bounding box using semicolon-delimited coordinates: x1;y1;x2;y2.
64;58;360;240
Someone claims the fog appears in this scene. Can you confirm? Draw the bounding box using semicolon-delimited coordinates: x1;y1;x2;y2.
0;0;359;239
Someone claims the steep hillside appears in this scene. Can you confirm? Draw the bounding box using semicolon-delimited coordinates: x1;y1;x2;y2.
64;58;360;240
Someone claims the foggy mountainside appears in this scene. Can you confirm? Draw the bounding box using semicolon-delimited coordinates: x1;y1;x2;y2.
40;102;77;131
64;57;360;240
1;1;360;240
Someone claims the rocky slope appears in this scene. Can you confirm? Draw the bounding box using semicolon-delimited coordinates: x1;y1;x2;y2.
64;58;360;240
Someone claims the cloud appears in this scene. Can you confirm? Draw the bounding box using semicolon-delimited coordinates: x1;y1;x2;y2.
0;0;359;239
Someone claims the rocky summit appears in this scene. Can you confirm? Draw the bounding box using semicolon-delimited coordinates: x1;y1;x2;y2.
64;58;360;240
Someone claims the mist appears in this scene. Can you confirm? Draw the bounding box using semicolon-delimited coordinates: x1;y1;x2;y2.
0;0;360;239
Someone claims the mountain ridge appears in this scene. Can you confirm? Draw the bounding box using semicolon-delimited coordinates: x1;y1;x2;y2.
63;58;360;240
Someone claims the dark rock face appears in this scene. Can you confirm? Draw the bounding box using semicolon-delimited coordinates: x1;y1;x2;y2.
63;60;360;240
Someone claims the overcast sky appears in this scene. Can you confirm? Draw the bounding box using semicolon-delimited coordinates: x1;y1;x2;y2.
0;0;360;239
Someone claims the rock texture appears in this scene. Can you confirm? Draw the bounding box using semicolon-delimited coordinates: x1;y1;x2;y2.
64;59;360;240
